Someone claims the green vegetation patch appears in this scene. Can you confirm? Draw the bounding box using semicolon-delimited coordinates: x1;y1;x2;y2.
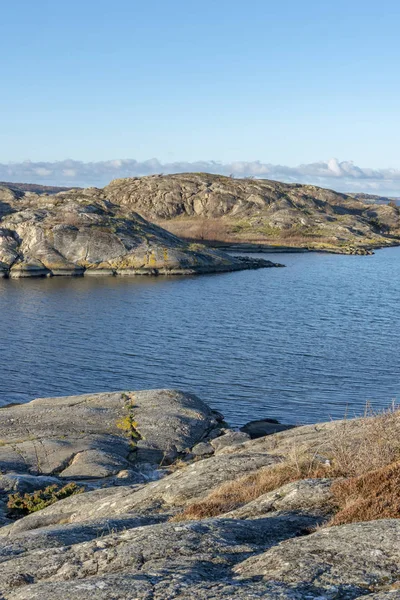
7;482;83;517
116;393;142;450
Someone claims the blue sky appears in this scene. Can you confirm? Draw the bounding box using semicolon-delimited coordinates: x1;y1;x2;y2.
1;0;400;192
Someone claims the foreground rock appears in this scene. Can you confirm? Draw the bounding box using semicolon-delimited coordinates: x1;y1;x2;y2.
0;390;399;599
235;520;400;597
0;185;281;277
0;389;222;478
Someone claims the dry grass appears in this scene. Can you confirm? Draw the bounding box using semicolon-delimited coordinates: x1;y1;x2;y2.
325;403;400;478
157;218;234;243
328;461;400;526
171;453;328;522
157;217;341;248
171;405;400;523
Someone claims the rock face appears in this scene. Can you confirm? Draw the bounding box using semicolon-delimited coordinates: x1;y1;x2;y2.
0;391;399;599
103;173;400;253
0;390;222;479
0;185;280;278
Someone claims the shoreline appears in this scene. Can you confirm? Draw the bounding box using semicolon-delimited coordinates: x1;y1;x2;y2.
0;256;283;279
205;240;400;256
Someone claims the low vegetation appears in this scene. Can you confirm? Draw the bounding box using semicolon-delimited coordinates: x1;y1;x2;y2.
172;405;400;525
7;483;83;517
116;392;142;450
171;459;328;521
329;461;400;526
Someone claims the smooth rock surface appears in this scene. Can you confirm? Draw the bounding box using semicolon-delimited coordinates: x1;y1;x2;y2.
226;478;334;519
210;430;251;451
0;390;221;478
1;452;279;535
0;515;318;598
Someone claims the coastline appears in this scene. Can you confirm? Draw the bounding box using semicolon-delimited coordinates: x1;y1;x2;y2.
206;239;400;256
0;389;398;598
0;256;283;279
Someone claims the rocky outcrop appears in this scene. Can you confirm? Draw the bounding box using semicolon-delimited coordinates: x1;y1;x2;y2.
0;391;399;599
103;173;400;253
0;390;222;479
0;185;281;278
235;519;400;597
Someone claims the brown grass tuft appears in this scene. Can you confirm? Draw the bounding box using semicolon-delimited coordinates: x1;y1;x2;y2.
328;461;400;526
171;454;328;521
171;405;400;523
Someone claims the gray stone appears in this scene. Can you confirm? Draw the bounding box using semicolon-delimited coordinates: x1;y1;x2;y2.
1;392;400;599
0;474;61;494
191;442;214;456
0;515;318;597
2;452;279;535
210;431;250;451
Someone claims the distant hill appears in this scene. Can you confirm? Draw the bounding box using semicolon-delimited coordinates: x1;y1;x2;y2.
0;181;79;195
1;174;400;255
103;173;400;254
347;192;400;206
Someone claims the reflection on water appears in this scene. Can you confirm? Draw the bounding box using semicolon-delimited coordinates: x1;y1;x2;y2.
0;247;399;426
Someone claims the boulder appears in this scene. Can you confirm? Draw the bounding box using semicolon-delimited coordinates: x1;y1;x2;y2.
191;441;215;456
240;418;296;439
210;431;250;451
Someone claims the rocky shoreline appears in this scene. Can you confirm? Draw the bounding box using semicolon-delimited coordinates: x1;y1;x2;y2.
0;254;279;279
0;390;398;599
207;242;384;255
0;185;283;279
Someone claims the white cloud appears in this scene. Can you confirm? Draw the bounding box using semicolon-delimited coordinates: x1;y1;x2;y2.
34;167;52;176
0;158;399;196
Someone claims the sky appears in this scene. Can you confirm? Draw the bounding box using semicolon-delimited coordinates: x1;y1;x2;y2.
1;0;400;193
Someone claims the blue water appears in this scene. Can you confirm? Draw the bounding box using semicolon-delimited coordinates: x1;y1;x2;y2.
0;247;399;426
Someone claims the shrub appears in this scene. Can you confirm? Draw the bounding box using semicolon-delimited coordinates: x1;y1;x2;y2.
328;461;400;526
7;483;83;517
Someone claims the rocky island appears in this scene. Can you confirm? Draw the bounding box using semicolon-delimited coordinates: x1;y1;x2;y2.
0;389;399;599
103;173;400;255
0;185;279;278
